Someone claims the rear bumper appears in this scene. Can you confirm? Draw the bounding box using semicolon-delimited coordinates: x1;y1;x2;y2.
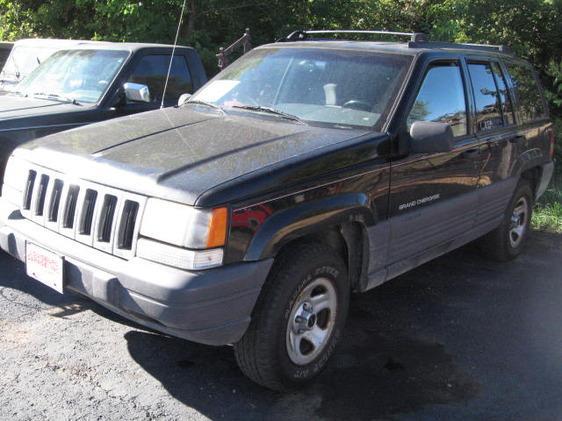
0;199;273;346
536;161;555;200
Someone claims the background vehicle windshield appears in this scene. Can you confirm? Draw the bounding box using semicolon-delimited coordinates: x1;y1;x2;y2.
192;47;412;129
16;49;128;103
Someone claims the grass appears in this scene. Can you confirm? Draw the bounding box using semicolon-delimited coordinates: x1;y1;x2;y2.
532;166;562;233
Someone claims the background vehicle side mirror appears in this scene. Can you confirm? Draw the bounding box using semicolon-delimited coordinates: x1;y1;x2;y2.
178;93;192;107
409;121;454;154
123;82;151;103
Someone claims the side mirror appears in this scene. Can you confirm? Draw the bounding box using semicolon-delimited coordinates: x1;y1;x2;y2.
178;93;192;107
409;121;454;154
123;82;151;103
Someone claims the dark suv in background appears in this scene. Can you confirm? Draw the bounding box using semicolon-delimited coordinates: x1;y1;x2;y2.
0;30;554;390
0;42;207;182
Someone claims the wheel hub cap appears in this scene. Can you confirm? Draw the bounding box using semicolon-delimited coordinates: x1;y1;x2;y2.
286;277;338;366
509;197;529;248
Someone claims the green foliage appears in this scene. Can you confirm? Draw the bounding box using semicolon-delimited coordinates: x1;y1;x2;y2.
1;0;561;80
533;167;562;233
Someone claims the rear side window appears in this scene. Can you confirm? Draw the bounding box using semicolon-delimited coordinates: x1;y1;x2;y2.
491;63;515;126
506;63;546;124
407;63;468;137
127;55;193;104
468;62;504;131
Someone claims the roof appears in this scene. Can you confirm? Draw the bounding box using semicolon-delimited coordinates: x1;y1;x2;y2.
259;40;420;55
11;38;193;53
60;42;195;53
13;38;95;47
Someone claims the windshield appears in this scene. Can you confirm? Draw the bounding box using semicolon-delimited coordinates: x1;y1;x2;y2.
192;47;412;129
15;49;129;104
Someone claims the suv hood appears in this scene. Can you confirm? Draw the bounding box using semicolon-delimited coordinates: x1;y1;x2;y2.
0;95;85;127
16;106;373;206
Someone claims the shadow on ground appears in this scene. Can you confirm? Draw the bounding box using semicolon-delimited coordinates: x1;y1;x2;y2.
124;242;507;419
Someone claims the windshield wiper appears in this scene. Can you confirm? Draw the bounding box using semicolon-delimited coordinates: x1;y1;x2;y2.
184;99;224;113
31;92;81;105
232;105;305;124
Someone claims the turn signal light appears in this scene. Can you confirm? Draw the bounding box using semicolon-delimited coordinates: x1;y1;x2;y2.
207;207;228;248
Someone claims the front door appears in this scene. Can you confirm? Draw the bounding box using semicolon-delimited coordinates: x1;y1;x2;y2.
387;60;485;274
116;53;195;116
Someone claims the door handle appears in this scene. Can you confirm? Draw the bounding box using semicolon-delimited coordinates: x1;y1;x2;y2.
461;149;480;159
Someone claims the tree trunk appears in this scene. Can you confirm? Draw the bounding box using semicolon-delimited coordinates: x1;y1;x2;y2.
186;0;196;36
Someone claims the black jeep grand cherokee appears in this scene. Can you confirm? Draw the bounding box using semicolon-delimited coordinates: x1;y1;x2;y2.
0;31;555;390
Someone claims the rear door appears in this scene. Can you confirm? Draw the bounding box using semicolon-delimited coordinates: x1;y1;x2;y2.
387;58;485;269
466;59;520;227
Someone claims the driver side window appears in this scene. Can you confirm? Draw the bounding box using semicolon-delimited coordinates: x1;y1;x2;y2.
408;63;468;137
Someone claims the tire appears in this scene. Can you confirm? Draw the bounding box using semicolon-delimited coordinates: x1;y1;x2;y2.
480;181;534;262
234;242;350;391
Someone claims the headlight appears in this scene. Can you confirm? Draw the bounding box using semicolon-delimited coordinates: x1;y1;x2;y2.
140;198;228;249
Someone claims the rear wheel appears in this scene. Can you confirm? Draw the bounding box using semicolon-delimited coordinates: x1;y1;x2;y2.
234;242;349;391
480;181;533;261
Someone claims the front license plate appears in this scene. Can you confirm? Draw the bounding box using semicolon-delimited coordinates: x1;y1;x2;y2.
26;243;64;294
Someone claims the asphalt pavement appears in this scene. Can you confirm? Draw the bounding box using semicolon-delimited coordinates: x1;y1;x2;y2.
1;231;561;420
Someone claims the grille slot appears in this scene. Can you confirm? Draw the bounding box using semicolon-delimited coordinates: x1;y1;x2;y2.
63;186;80;229
35;175;50;216
23;170;37;210
48;180;64;222
19;166;145;259
118;200;139;250
79;189;98;235
98;195;118;243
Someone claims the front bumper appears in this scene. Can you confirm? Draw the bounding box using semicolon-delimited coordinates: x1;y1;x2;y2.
0;199;273;346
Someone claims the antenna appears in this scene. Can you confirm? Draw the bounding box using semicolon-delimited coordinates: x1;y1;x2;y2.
161;0;188;109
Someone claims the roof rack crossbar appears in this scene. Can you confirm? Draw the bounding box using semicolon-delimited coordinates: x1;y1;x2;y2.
408;41;513;54
282;30;428;43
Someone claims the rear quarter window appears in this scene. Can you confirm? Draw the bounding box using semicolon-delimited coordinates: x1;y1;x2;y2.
506;63;547;124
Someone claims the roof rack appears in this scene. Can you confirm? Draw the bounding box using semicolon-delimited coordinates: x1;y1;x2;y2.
279;30;513;55
408;40;513;54
281;30;428;43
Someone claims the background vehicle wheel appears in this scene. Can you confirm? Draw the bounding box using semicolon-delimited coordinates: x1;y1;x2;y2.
234;242;349;391
480;181;534;261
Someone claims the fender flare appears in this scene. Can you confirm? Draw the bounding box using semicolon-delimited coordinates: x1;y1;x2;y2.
243;192;376;261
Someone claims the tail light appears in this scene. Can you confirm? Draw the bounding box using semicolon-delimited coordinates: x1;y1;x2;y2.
547;127;556;160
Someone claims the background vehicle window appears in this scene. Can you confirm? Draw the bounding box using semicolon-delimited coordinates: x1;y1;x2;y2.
507;63;546;123
127;55;192;103
16;49;128;104
407;63;468;137
491;62;515;125
468;63;503;131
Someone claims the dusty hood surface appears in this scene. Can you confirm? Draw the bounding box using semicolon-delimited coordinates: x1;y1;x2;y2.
17;106;372;205
0;95;83;120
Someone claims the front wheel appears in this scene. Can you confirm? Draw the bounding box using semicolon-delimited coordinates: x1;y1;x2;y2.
480;181;533;261
234;243;349;391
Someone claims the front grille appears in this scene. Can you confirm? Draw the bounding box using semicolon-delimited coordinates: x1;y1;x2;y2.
20;166;146;260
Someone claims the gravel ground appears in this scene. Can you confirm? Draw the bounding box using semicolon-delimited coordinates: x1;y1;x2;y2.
1;231;562;421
